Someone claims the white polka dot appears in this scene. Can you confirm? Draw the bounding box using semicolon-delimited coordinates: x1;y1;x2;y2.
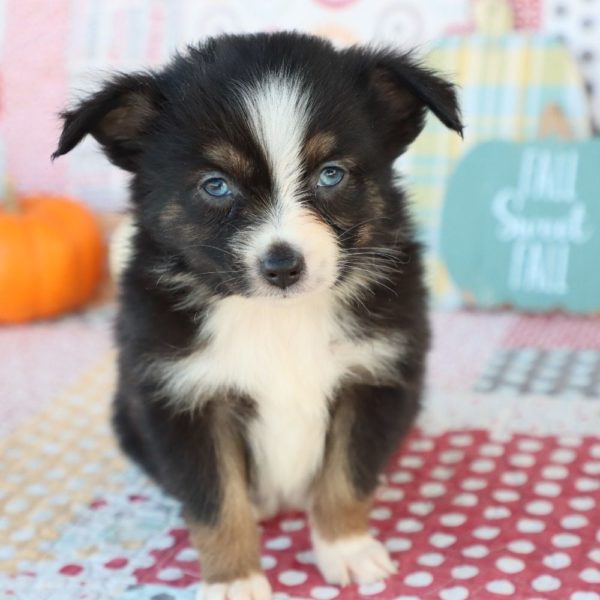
589;548;600;563
26;484;48;496
408;501;434;515
583;462;600;476
453;493;478;507
410;439;434;452
526;500;553;515
571;592;600;600
462;544;489;559
552;533;581;548
576;478;600;492
279;570;308;586
473;526;500;540
295;551;315;564
385;537;412;552
451;565;478;579
470;459;495;473
130;555;156;569
569;496;595;511
490;432;512;444
280;519;305;532
11;529;34;543
543;552;571;569
158;567;183;581
484;506;511;520
371;507;392;521
396;518;423;533
507;540;535;554
493;489;520;503
461;478;487;491
496;557;525;574
558;436;581;447
417;552;444;567
51;495;69;506
590;444;600;459
261;555;277;570
517;518;545;533
310;586;339;600
551;449;576;464
440;450;464;464
404;571;433;587
518;439;543;452
510;453;535;468
535;482;561;497
501;471;528;486
486;580;515;595
377;488;404;502
543;464;569;480
562;514;589;529
420;482;446;497
266;536;292;550
532;574;561;592
176;548;198;561
431;466;454;480
358;581;386;596
429;533;456;548
480;443;505;457
580;568;600;584
400;455;424;469
439;587;468;600
4;499;29;514
440;513;467;527
391;471;413;484
450;434;474;447
149;534;176;550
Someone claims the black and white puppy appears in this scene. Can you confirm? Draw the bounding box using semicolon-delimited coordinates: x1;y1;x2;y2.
54;32;461;600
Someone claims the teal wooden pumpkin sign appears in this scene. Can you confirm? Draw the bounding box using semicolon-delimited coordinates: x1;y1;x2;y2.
440;140;600;313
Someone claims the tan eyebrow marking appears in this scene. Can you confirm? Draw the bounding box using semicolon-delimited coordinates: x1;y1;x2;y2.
303;132;337;165
205;143;253;178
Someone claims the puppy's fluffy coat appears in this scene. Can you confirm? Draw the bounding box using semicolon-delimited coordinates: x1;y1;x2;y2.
54;32;461;599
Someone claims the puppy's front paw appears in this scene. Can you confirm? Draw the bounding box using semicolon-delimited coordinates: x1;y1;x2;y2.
197;572;272;600
312;532;396;586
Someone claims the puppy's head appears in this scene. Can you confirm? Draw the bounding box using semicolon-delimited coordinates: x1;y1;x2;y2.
54;33;462;301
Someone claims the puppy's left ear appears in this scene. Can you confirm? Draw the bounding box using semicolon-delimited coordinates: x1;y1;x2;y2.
366;50;463;158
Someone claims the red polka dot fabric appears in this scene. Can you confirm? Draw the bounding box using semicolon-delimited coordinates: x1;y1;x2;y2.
130;430;600;599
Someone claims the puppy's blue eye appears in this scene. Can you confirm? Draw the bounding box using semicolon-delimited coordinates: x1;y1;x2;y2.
318;166;345;187
202;177;231;197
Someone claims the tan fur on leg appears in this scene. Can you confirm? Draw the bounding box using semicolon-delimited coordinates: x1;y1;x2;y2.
310;399;372;540
186;408;261;584
309;400;396;586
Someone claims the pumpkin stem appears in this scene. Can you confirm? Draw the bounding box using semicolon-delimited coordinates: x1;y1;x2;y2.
2;179;19;213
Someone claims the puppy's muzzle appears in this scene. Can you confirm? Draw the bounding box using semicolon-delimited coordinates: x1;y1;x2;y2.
259;243;305;289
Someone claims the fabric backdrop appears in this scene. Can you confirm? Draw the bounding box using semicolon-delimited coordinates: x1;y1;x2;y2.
0;0;598;212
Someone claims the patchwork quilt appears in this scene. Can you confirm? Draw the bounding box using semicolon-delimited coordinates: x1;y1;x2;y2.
1;308;600;599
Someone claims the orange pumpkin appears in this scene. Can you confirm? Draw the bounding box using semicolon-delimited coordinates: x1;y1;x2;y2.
0;190;106;323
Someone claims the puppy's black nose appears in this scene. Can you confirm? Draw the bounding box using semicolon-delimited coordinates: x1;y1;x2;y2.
260;244;305;289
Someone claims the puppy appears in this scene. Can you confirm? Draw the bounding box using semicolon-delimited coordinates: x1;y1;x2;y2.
54;32;462;600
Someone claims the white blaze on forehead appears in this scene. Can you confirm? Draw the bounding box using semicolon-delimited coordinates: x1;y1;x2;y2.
239;73;339;296
242;74;309;216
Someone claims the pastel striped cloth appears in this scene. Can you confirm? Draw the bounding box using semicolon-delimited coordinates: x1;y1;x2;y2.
401;34;592;306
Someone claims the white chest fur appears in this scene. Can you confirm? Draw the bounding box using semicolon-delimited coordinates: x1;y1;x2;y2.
161;292;400;514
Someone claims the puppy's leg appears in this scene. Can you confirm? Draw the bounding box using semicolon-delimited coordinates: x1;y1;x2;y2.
188;425;270;600
136;398;270;600
310;383;420;586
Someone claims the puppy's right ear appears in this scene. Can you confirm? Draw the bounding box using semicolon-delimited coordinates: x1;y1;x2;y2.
53;73;162;172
